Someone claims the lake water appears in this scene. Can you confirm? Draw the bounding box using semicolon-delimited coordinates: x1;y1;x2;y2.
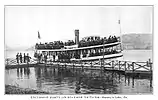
5;50;153;94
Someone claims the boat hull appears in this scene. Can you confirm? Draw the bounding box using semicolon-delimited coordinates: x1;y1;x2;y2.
71;53;123;61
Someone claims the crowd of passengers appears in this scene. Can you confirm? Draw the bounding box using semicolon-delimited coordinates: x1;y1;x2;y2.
35;49;119;63
16;53;31;64
34;52;80;62
35;35;119;49
79;35;118;47
35;40;75;49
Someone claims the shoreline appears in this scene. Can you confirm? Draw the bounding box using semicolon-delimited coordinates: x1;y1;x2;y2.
5;85;49;94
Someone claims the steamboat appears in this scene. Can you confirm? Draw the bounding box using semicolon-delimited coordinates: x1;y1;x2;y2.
34;29;123;62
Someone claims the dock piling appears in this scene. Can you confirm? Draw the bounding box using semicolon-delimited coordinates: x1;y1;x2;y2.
112;61;114;70
73;62;74;70
6;59;9;65
124;61;127;71
65;63;66;69
146;60;149;67
91;61;92;69
149;59;152;72
100;59;102;68
132;62;135;72
100;60;103;70
119;61;121;70
148;59;152;88
81;62;84;70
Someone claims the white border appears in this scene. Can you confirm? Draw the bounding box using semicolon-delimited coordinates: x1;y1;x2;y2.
1;0;157;100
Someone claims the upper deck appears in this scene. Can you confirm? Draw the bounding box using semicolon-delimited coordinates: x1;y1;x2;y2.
36;41;121;52
35;35;120;51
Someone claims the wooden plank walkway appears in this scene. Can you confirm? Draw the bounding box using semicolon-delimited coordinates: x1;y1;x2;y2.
5;58;152;75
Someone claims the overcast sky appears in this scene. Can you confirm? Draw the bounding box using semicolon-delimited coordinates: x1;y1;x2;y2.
5;6;152;49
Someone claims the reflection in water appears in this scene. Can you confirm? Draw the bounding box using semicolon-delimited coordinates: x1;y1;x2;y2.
33;66;152;94
24;67;30;78
132;76;134;88
17;67;30;79
35;67;42;89
20;68;23;78
5;66;152;94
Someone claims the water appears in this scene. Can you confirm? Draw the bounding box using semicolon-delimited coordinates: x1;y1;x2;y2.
5;50;153;94
123;50;152;62
5;67;152;94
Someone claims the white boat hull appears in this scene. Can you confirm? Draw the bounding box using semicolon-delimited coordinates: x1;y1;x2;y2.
71;53;123;61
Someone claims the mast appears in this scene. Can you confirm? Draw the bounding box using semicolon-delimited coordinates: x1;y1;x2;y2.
118;8;123;51
118;18;122;50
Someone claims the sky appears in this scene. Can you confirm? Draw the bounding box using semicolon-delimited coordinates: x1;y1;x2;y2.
5;6;153;49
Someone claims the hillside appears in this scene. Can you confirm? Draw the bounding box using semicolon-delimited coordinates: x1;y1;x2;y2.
25;45;35;51
5;45;12;51
122;34;152;50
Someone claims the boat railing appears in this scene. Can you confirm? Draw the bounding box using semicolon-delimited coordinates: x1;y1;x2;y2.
36;35;120;50
36;42;121;51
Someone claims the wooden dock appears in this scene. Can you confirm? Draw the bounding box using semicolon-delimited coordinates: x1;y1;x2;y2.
5;58;153;76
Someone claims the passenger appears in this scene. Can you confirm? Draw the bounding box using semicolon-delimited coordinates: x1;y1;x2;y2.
44;54;47;63
24;53;26;63
34;52;38;58
41;53;44;62
37;53;41;63
16;53;19;64
26;53;31;63
114;36;117;42
53;54;55;61
19;53;22;63
108;35;112;43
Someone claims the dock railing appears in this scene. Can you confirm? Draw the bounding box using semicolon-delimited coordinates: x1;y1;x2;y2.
5;57;38;65
5;57;152;74
5;58;17;65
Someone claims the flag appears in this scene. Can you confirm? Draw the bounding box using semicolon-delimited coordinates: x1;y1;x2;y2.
38;31;41;39
118;20;120;24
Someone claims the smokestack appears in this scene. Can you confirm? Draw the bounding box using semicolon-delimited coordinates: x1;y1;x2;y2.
75;29;79;45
